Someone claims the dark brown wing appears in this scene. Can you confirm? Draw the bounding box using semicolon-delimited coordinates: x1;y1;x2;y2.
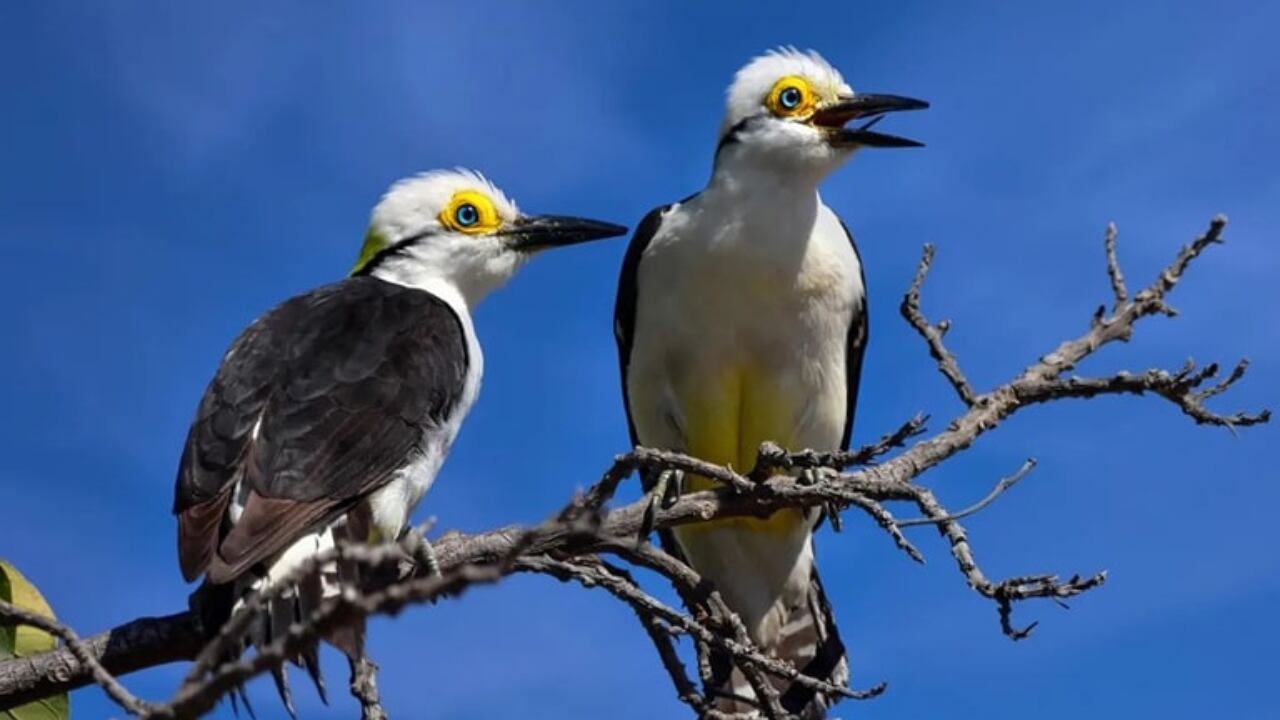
174;298;306;581
174;276;468;584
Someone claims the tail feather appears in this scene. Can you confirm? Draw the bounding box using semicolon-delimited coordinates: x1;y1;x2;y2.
651;500;850;717
776;568;848;717
191;519;360;714
300;643;329;705
269;664;297;719
708;565;849;718
228;682;257;719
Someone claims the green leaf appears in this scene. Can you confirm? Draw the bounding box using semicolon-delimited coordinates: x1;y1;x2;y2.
3;697;67;720
1;561;70;720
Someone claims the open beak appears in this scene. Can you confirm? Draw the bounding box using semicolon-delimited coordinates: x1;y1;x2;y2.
810;93;929;148
503;215;628;252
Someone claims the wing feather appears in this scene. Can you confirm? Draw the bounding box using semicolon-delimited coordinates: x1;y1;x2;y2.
174;276;468;583
836;218;869;450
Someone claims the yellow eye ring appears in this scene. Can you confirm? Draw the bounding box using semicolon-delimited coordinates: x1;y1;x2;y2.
439;190;502;234
765;75;817;118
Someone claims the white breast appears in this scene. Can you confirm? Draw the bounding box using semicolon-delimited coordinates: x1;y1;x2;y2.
629;189;864;453
624;185;866;646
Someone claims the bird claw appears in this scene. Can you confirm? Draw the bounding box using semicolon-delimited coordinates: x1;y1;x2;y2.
639;469;684;541
824;502;845;532
398;527;441;585
798;467;838;485
798;468;844;532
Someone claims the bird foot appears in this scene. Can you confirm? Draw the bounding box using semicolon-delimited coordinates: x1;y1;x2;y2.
640;468;684;541
398;526;441;580
799;467;844;532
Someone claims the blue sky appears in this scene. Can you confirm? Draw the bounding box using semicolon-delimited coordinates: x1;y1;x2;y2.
2;2;1277;718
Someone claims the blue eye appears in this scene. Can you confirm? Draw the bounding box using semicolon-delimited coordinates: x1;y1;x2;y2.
455;203;479;227
779;86;803;110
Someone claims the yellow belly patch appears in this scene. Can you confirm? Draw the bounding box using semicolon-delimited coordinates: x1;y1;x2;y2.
674;363;806;537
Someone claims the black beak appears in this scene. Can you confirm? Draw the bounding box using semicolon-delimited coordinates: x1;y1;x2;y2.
503;215;627;252
810;93;929;148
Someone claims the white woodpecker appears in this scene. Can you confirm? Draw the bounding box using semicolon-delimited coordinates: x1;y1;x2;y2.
614;48;927;717
173;168;624;714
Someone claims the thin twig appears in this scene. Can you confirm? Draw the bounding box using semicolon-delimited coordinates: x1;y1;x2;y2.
753;415;928;477
349;654;387;720
901;245;978;405
0;600;153;716
1028;368;1269;428
897;459;1035;527
1104;222;1127;309
601;540;886;703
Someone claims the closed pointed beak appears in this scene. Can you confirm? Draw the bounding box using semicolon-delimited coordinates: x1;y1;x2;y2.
502;215;628;252
810;93;929;148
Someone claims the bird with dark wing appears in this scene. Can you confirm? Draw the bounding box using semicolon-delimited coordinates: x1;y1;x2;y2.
174;168;625;714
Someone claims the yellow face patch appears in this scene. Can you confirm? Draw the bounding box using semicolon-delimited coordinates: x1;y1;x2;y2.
439;190;502;234
765;75;818;118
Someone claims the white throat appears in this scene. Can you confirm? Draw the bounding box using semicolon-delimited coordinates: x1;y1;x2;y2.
372;258;472;310
703;154;826;244
369;243;519;311
712;136;846;191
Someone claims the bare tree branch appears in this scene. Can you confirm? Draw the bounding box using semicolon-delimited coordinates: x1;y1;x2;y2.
0;611;201;712
901;244;978;406
752;414;929;476
1104;222;1128;310
1033;364;1270;429
0;600;155;716
348;654;387;720
0;217;1267;719
514;555;713;715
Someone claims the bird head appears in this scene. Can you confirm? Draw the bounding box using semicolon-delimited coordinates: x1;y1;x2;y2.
350;169;625;306
716;48;928;179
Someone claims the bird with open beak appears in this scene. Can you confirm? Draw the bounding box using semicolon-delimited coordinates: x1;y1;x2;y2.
615;47;927;717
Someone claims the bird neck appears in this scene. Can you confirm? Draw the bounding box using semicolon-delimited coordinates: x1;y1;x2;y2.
367;238;524;314
369;257;478;320
704;157;824;228
710;137;838;190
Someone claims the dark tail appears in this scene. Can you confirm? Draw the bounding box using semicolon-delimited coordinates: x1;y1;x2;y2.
188;571;345;718
707;566;849;718
776;568;848;717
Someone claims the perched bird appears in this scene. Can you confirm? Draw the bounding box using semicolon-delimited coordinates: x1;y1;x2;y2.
173;168;625;712
614;49;926;716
